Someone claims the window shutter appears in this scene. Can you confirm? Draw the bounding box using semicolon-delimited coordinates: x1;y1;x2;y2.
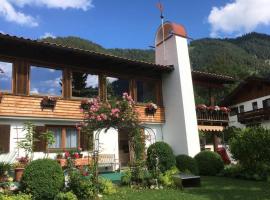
0;125;10;153
33;126;46;152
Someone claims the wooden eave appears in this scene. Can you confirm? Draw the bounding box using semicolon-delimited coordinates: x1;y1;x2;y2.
0;33;173;78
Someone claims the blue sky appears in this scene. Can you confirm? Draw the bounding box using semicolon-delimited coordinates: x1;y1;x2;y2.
0;0;270;49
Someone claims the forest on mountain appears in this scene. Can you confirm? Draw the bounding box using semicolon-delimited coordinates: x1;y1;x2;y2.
42;32;270;105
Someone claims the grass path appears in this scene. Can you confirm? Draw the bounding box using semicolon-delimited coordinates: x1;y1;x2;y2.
104;176;270;200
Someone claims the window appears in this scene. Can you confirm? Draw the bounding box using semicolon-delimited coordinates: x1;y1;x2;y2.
136;80;157;103
66;128;78;148
48;127;62;149
252;102;258;110
48;127;79;149
107;77;129;100
230;107;239;116
263;99;270;108
72;72;99;98
0;61;12;92
239;105;245;113
30;66;62;96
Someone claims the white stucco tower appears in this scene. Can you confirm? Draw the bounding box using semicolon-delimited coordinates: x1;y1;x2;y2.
155;22;200;157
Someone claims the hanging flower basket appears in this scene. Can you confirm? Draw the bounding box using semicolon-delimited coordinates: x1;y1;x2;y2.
40;96;57;110
145;102;158;116
80;99;91;111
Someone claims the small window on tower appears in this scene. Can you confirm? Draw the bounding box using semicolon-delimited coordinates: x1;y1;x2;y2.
252;102;258;110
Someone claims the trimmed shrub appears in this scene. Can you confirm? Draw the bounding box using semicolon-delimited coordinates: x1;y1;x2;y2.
54;192;78;200
21;159;64;200
146;142;176;173
195;151;224;176
175;154;199;175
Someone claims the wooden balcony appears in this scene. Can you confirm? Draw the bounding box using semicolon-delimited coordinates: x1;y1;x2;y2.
237;107;270;124
196;111;229;126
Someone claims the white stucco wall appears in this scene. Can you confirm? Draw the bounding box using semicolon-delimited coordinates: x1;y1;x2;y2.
155;33;200;157
229;95;270;128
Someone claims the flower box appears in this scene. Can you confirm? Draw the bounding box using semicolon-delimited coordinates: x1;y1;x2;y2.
145;103;158;116
57;157;92;167
40;96;57;110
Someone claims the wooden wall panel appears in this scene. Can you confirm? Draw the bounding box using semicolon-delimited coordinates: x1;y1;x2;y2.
0;95;165;123
233;83;270;105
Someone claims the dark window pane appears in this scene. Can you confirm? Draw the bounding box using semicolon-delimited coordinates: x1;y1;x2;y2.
72;72;99;98
0;61;12;92
107;77;129;100
230;107;238;116
136;80;156;103
252;102;258;110
239;105;245;113
30;66;62;96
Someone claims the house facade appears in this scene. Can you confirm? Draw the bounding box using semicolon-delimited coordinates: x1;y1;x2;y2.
0;22;232;166
223;76;270;129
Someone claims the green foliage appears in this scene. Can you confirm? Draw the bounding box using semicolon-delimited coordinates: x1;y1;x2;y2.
158;167;180;188
21;159;64;200
229;127;270;168
221;164;270;181
68;170;97;200
54;192;78;200
40;130;55;157
195;151;224;176
98;178;117;195
0;163;11;178
121;169;132;185
147;142;176;173
17;122;36;158
0;194;32;200
175;155;199;175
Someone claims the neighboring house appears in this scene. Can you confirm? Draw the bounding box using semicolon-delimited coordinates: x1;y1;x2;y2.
0;21;232;166
223;76;270;128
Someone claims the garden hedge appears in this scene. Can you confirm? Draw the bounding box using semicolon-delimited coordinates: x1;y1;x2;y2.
21;159;64;200
175;154;199;175
195;151;224;176
146;142;176;173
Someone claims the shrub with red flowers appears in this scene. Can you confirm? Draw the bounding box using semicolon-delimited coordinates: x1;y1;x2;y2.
40;96;57;109
145;102;158;115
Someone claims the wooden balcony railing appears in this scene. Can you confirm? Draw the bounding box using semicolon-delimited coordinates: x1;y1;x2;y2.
237;107;270;124
196;111;229;126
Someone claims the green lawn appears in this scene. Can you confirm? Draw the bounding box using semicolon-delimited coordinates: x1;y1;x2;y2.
103;176;270;200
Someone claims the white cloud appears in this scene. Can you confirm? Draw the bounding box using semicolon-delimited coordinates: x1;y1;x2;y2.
40;32;56;39
0;0;93;27
30;88;39;94
9;0;94;11
208;0;270;37
0;61;13;80
0;0;38;27
86;74;98;88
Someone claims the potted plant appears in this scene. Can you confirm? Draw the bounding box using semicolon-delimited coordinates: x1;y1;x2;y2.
145;102;158;116
14;156;29;182
40;96;57;110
